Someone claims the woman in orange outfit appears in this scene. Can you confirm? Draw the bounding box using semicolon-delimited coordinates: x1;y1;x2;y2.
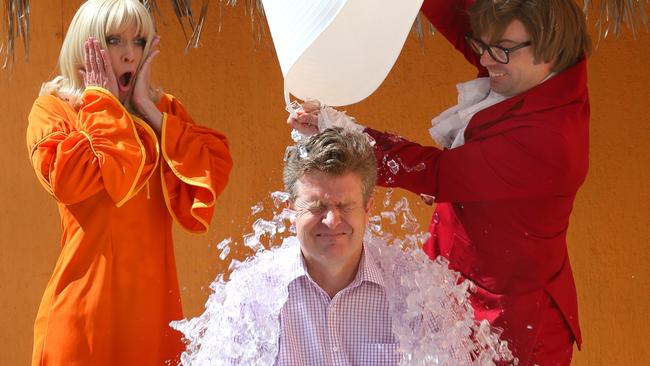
25;0;233;364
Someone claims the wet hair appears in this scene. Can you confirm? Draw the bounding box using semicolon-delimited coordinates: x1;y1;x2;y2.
469;0;592;72
283;128;377;205
40;0;157;107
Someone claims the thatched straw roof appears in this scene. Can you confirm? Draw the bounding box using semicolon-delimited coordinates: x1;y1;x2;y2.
1;0;648;70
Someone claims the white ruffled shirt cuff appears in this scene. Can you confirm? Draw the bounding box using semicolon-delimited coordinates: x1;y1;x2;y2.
318;106;365;133
291;105;365;142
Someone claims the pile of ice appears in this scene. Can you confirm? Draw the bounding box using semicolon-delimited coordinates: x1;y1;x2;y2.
171;190;515;365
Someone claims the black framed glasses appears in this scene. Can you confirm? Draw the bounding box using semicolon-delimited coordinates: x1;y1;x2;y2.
464;33;531;64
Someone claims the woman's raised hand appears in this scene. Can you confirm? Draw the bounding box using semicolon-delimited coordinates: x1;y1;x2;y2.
80;37;119;97
131;35;160;113
131;35;163;133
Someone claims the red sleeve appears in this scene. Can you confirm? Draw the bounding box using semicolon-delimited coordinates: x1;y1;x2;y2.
365;125;571;203
158;94;233;233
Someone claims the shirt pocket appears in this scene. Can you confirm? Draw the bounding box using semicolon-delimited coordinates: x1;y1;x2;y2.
355;343;400;365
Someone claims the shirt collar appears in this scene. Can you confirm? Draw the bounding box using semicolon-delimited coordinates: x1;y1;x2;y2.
287;246;308;283
456;70;557;105
288;242;386;290
354;243;385;288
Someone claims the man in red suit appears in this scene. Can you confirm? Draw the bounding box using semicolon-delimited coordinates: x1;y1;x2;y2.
289;0;591;364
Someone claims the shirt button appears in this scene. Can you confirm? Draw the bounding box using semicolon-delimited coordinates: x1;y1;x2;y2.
433;212;440;224
332;346;339;352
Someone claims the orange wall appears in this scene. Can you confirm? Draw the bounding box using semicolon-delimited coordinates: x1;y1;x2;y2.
1;1;648;365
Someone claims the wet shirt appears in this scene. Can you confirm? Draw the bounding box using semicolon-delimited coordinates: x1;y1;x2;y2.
276;244;399;366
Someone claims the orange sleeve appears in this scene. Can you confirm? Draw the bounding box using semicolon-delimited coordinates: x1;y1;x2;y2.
158;94;233;233
26;87;159;207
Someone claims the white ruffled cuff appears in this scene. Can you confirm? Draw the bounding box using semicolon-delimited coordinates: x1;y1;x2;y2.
290;104;365;143
318;106;365;133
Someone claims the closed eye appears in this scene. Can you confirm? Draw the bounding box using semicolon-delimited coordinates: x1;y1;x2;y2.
307;206;326;215
337;204;354;213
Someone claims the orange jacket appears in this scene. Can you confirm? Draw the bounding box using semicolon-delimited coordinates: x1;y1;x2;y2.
26;87;233;365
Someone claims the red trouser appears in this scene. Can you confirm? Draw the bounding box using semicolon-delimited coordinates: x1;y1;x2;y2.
526;298;575;366
489;293;575;366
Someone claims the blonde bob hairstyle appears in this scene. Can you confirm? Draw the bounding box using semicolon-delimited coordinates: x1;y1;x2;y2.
40;0;157;108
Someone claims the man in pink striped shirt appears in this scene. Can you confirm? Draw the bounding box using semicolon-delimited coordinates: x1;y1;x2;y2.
278;128;399;365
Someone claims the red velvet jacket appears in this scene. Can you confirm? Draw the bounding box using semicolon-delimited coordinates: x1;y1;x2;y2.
365;0;588;362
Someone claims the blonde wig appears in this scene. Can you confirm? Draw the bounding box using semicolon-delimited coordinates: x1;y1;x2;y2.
40;0;157;108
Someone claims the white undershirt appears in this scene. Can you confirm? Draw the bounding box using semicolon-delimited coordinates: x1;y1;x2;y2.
429;73;557;149
428;77;507;149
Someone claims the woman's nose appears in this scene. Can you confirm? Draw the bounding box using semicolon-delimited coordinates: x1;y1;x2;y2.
122;44;135;63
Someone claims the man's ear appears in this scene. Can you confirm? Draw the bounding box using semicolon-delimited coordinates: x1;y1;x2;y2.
286;200;296;224
365;197;375;214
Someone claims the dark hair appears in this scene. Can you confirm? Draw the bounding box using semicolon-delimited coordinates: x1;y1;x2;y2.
469;0;592;72
283;128;377;205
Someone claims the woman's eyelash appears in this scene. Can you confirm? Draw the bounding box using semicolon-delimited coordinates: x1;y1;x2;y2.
104;36;146;47
106;36;119;44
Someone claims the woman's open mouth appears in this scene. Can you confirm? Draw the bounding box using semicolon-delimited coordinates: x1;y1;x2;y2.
118;72;133;91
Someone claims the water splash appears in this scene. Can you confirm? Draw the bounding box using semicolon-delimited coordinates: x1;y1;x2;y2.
372;238;512;365
397;157;426;173
393;197;420;235
216;238;232;261
387;159;400;175
171;191;515;365
250;202;264;216
381;210;397;224
270;191;290;208
173;239;298;365
384;188;394;208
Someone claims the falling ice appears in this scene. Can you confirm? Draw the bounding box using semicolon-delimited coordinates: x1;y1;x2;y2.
171;191;515;365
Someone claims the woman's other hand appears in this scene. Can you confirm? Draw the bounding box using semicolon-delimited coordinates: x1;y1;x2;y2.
80;37;119;97
132;35;162;133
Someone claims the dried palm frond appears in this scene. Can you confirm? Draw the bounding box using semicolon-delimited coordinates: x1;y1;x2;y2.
210;0;267;48
166;0;263;50
2;0;650;72
245;0;267;48
141;0;161;22
185;0;208;52
1;0;29;70
408;0;650;44
584;0;650;41
168;0;195;42
412;13;436;49
184;1;650;50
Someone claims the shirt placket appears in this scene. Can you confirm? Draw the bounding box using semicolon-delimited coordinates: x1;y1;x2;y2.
326;293;350;366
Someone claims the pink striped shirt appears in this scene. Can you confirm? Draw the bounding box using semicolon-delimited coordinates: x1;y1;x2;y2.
276;244;400;365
